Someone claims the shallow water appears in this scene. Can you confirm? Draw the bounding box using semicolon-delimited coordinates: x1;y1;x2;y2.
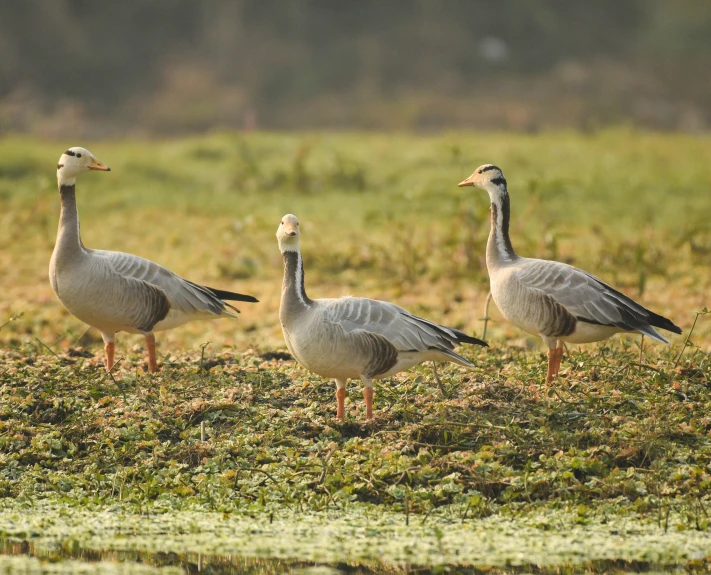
2;499;711;574
4;539;346;574
0;538;707;575
1;539;333;574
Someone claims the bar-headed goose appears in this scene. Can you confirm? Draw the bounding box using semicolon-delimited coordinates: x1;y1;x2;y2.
458;165;681;382
276;214;487;420
50;147;258;372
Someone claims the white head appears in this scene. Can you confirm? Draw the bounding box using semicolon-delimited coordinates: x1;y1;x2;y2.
459;164;517;260
276;214;301;253
457;164;507;199
57;147;110;186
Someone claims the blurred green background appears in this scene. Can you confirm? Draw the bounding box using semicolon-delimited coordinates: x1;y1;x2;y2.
1;0;711;136
1;132;709;353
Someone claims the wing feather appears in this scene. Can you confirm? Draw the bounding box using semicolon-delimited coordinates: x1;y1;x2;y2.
515;258;681;339
92;250;237;317
321;297;486;353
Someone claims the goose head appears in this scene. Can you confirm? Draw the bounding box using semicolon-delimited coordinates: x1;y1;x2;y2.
458;164;507;200
57;147;110;186
276;214;301;253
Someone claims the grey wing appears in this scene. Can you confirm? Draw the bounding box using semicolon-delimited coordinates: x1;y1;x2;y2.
322;297;483;353
93;250;235;317
109;275;171;332
515;259;680;341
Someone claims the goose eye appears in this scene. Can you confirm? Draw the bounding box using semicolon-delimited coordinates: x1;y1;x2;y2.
280;221;284;225
76;153;82;158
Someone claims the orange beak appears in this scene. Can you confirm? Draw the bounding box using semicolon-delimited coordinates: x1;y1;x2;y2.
458;174;476;187
88;158;111;171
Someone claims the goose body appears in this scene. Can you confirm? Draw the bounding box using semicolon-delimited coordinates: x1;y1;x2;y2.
458;165;681;381
277;214;486;419
50;147;258;372
488;258;674;345
282;295;477;380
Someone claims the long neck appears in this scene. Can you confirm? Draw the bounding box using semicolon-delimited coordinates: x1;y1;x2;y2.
281;249;313;314
55;184;84;254
486;183;517;267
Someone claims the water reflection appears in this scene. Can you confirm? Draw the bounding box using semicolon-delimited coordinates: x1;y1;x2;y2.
0;538;704;574
4;538;379;575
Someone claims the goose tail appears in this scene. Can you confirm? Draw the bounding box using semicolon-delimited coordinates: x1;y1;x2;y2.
450;328;488;348
434;348;476;368
204;286;259;304
645;311;682;337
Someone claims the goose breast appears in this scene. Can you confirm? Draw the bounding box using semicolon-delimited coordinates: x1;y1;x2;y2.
283;310;394;380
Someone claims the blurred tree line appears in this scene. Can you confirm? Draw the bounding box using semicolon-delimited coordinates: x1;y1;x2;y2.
1;0;710;135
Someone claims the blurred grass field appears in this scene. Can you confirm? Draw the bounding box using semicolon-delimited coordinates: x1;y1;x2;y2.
0;130;709;357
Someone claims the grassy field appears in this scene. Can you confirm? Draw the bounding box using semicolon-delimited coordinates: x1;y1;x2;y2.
0;131;710;572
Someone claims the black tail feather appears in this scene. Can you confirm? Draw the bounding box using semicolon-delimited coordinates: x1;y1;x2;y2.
586;272;681;335
647;311;682;335
451;328;488;347
205;286;259;304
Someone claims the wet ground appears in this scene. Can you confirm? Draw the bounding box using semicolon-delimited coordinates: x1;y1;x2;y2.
1;538;708;575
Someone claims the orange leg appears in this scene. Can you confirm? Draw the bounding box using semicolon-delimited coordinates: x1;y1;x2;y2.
145;333;158;373
546;346;565;383
104;341;115;372
363;387;374;420
336;388;346;420
335;379;347;419
546;348;556;383
553;346;564;378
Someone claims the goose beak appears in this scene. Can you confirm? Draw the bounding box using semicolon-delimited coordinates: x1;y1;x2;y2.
458;174;476;187
282;222;299;237
88;159;111;171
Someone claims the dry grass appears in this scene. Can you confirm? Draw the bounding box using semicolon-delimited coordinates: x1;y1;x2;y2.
0;131;709;358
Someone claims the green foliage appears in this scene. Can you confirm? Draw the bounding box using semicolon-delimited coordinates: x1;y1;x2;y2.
0;343;709;517
0;131;709;570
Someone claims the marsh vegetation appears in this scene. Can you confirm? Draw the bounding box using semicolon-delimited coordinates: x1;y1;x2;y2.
0;131;710;572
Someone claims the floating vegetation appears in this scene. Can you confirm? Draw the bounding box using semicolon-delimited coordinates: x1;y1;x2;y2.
2;499;711;571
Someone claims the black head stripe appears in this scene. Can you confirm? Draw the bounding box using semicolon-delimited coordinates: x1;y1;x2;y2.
480;165;500;174
491;176;507;187
65;150;76;156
